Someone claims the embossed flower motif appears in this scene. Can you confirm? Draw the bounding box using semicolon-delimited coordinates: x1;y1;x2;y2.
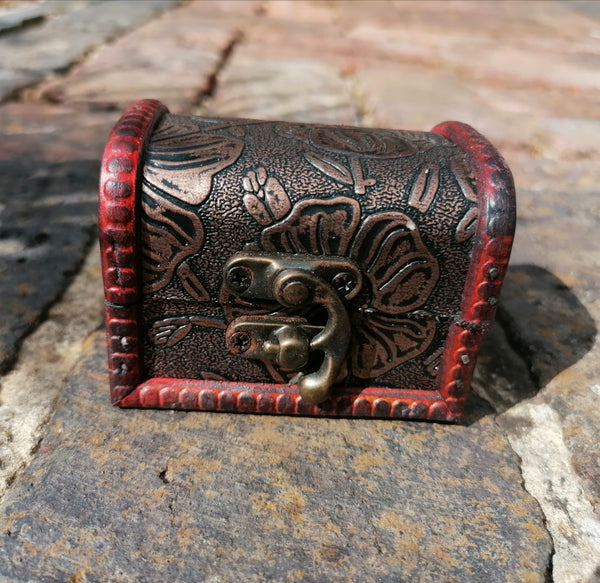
235;169;440;381
141;121;244;300
276;124;420;196
276;124;417;159
307;126;416;158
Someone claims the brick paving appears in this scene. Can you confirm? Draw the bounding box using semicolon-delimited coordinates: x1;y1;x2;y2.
0;1;598;581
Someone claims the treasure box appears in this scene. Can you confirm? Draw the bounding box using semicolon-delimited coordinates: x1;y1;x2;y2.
99;99;515;421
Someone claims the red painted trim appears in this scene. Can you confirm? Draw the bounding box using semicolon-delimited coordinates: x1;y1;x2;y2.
432;121;516;418
99;100;169;403
119;379;452;421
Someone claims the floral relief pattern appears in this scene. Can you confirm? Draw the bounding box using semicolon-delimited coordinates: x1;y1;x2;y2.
276;124;419;196
229;167;440;380
141;191;208;299
139;119;482;393
451;156;479;242
141;122;244;300
276;124;418;158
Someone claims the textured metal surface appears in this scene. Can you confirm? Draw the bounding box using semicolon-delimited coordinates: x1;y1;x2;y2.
99;100;515;420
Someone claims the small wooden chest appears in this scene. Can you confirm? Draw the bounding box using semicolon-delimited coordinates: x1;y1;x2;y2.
99;99;515;421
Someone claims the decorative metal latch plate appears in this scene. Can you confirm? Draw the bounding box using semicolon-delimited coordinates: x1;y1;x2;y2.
223;252;362;404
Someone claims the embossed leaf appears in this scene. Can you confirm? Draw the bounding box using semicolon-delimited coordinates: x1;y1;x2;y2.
456;207;478;242
451;157;478;202
167;323;193;347
243;193;272;226
242;168;291;223
376;260;439;314
150;317;194;347
351;212;439;314
275;122;311;143
408;164;440;213
256;167;268;186
304;152;353;185
144;124;243;205
308;127;416;158
141;191;205;294
261;196;360;255
351;311;436;378
263;176;292;220
177;263;210;302
150;315;227;347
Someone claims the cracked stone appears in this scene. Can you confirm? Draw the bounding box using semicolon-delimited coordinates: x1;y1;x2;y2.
354;65;600;161
0;103;115;372
501;403;600;583
0;158;98;373
0;68;36;102
201;54;358;124
0;0;178;76
0;246;104;498
0;3;47;34
470;151;600;583
35;3;241;113
0;332;552;581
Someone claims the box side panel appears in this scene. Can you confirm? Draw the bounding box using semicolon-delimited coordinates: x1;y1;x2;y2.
432;121;516;418
99;99;168;403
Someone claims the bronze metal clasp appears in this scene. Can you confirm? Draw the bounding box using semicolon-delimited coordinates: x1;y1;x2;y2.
223;252;362;404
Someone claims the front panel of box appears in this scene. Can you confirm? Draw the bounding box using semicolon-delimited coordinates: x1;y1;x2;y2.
140;114;473;390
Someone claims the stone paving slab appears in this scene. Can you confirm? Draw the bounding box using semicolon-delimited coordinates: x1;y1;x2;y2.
0;244;104;498
0;155;98;373
354;65;600;160
0;102;115;162
1;0;177;74
36;2;242;113
0;0;177;101
0;68;36;102
201;55;358;125
465;144;600;582
0;2;46;34
0;103;115;373
252;0;600;82
492;157;600;581
474;268;600;582
0;332;552;583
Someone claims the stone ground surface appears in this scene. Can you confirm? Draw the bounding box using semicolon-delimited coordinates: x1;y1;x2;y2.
0;1;598;581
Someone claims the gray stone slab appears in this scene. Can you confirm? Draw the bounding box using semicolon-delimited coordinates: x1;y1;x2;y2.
0;68;36;101
36;2;241;113
0;0;177;76
0;3;46;34
0;102;116;373
471;153;600;581
0;158;99;373
567;0;600;19
0;332;552;582
498;264;597;389
497;162;600;504
202;55;359;125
